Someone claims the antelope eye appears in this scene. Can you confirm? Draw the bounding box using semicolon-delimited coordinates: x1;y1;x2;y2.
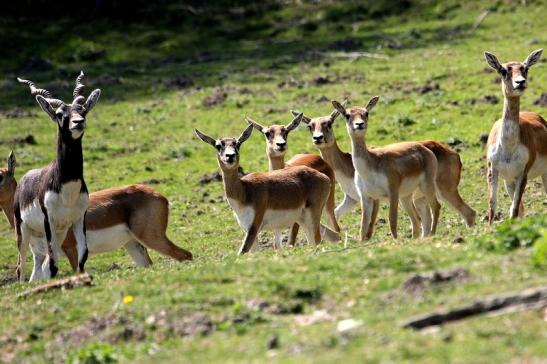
507;66;512;72
0;175;3;183
264;131;271;138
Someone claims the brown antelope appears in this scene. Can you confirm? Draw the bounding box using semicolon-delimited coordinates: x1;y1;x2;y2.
245;113;340;247
292;103;476;235
332;97;441;240
15;73;99;281
0;153;192;275
195;123;332;254
484;49;547;222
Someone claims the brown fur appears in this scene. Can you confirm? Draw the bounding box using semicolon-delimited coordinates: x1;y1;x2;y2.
334;98;441;240
195;125;333;254
0;164;192;271
62;184;193;268
299;109;476;228
246;116;340;246
484;49;547;221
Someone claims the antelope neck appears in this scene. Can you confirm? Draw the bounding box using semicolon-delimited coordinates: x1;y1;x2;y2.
221;166;245;202
56;131;84;187
268;154;285;171
349;134;372;167
500;95;521;150
319;141;349;171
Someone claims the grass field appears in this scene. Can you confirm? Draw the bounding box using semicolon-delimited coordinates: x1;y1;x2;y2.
0;1;546;363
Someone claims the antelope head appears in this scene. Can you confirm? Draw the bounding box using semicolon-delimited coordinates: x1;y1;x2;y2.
17;71;101;140
195;124;254;172
484;49;543;97
292;100;347;149
332;96;379;137
245;113;303;157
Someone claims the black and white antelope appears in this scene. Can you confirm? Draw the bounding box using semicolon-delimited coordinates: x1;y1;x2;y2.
15;72;100;281
0;153;192;270
484;49;547;222
195;123;332;254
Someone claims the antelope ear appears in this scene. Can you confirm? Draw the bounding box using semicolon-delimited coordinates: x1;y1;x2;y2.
245;116;266;134
35;95;57;121
195;129;217;147
83;89;101;115
291;110;310;124
484;51;503;73
237;124;254;145
366;96;380;111
7;151;15;177
523;49;543;68
285;113;302;132
331;100;347;115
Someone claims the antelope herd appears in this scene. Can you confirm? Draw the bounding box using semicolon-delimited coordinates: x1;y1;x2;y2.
1;49;545;282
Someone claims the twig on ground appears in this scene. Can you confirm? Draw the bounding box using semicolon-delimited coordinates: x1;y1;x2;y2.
402;286;547;330
324;52;390;60
18;273;94;298
473;10;490;30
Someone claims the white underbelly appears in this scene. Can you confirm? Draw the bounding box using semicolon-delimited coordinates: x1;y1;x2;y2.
528;155;547;179
20;200;46;234
399;175;423;197
336;172;360;200
261;208;302;230
488;144;530;181
87;224;133;253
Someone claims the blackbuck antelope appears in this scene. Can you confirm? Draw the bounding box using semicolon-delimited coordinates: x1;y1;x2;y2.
195;123;332;254
245;113;340;246
293;103;476;234
15;73;100;281
1;155;192;276
332;97;441;240
484;49;547;222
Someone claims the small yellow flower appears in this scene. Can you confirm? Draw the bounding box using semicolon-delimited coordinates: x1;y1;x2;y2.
123;294;134;304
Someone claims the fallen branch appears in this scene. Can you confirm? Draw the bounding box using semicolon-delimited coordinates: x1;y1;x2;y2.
402;286;547;330
324;51;390;60
473;10;490;30
18;273;94;298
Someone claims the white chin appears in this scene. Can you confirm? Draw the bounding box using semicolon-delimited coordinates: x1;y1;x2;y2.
71;130;84;139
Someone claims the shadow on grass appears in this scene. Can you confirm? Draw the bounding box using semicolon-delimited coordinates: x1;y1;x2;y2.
0;0;473;110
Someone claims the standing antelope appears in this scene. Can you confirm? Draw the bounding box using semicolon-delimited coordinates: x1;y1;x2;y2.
292;102;476;235
245;113;340;247
15;73;99;281
483;49;547;222
195;123;332;254
332;97;441;240
0;153;191;272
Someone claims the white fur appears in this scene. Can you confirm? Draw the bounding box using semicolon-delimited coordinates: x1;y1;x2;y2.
86;224;133;253
44;181;88;232
227;197;302;231
487;141;530;182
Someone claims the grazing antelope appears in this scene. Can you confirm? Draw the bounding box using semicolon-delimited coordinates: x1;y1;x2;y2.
15;73;99;281
195;123;332;254
483;49;547;222
245;113;340;246
292;103;476;234
332;97;441;240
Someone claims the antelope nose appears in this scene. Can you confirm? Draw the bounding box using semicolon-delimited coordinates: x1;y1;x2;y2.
225;153;236;162
355;121;365;129
516;79;525;85
313;135;323;142
276;141;286;148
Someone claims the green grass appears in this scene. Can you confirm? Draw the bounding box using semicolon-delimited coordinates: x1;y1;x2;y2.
0;1;546;363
